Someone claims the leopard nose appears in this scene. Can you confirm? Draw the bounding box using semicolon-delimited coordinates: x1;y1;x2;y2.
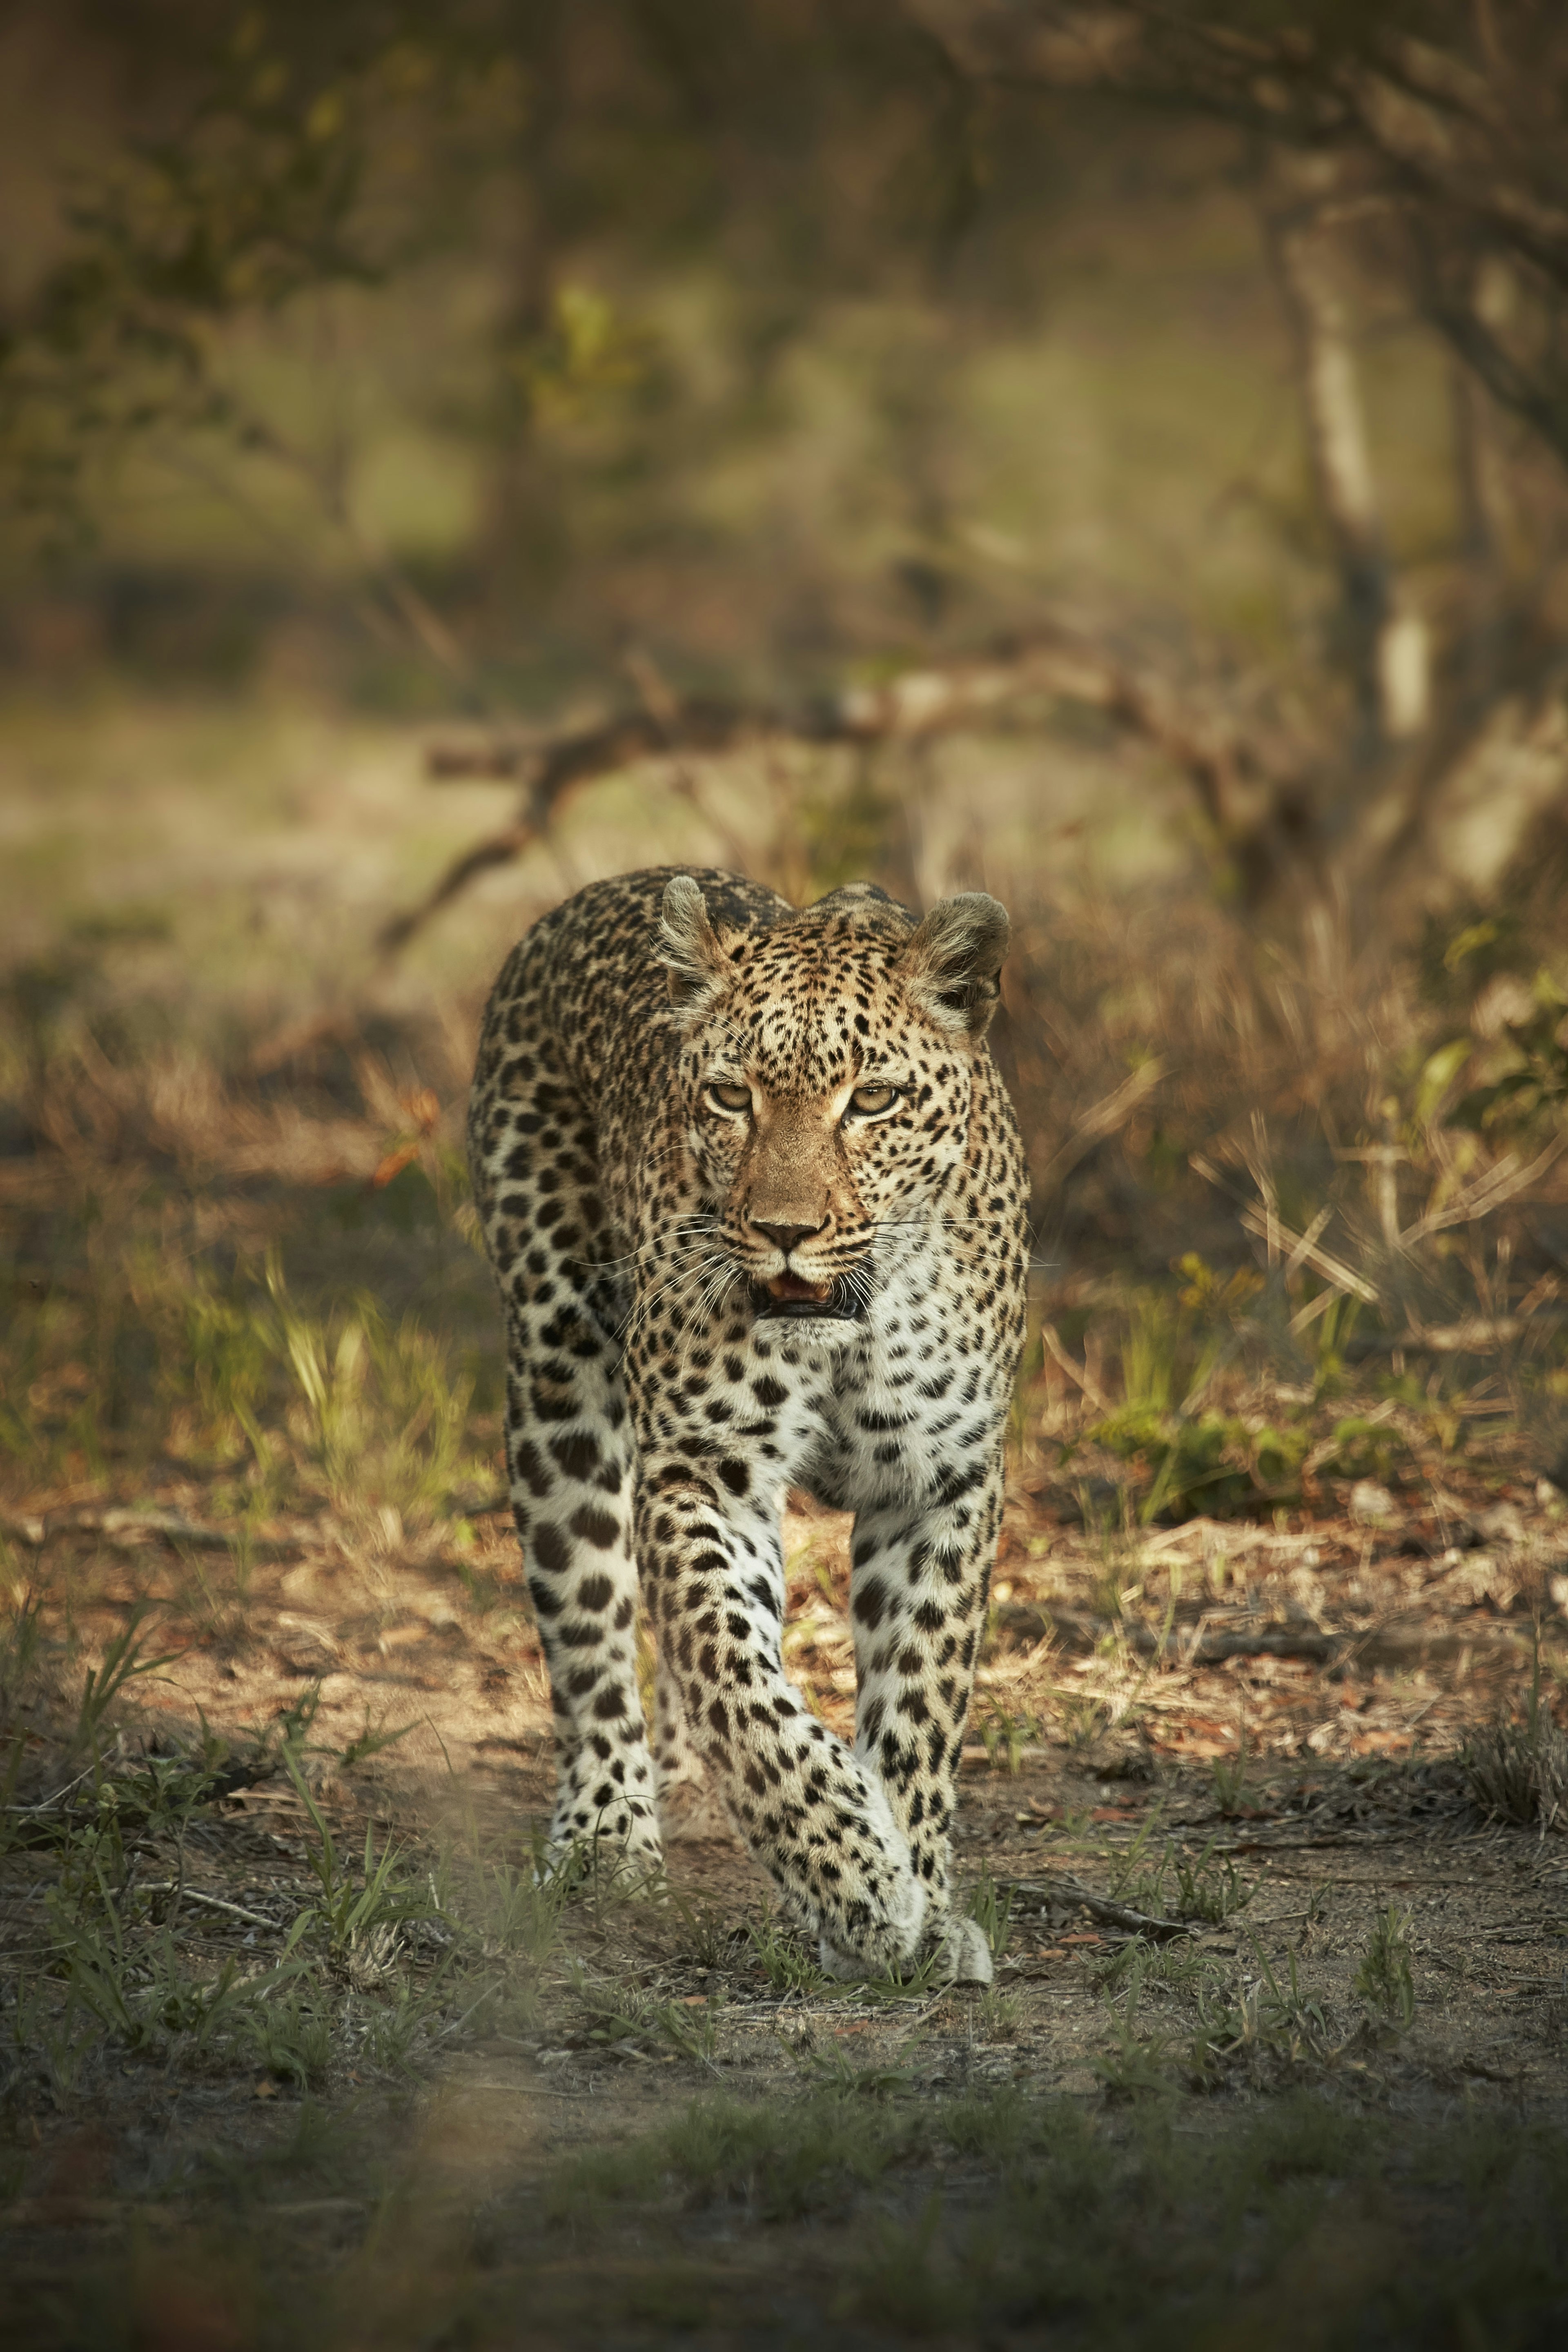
751;1218;826;1254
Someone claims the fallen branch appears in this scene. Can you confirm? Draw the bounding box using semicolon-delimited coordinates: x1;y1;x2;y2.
1346;1312;1568;1357
995;1599;1336;1663
1014;1873;1198;1942
135;1882;283;1931
0;1508;302;1557
385;628;1310;949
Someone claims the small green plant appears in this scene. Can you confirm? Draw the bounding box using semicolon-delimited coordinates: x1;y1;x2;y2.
577;1980;726;2065
1073;1273;1331;1519
200;2095;357;2199
434;1960;546;2044
1462;1638;1568;1831
258;1252;481;1520
968;1869;1013;1963
1108;1812;1167;1912
1305;1291;1361;1394
670;1891;740;1972
1111;1824;1252;1924
60;1907;305;2060
1355;1905;1417;2029
105;1744;236;1839
1091;1404;1313;1523
1091;1935;1213;1998
859;1946;950;2002
0;1592;45;1731
280;1748;432;1967
1091;1957;1178;2098
5;1972;103;2095
1170;1840;1254;1925
235;1986;336;2087
1189;1940;1337;2080
546;2090;924;2225
337;1711;419;1771
1450;966;1568;1138
1057;1695;1109;1751
977;1703;1036;1775
1300;1880;1334;1941
656;1990;726;2064
971;1987;1023;2042
71;1605;178;1755
797;2042;913;2096
1209;1753;1248;1816
464;1854;568;1964
942;2088;1045;2162
234;1679;328;1788
274;1678;327;1751
1238;2089;1383;2184
747;1906;828;1996
356;1976;441;2074
1319;1413;1408;1485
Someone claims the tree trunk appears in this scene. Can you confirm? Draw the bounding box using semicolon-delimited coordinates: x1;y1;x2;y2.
1263;158;1430;751
1450;256;1518;715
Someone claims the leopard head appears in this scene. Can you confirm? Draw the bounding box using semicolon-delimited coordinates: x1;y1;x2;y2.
656;874;1009;1323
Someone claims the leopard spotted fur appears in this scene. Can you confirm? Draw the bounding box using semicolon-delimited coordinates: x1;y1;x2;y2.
468;868;1028;1982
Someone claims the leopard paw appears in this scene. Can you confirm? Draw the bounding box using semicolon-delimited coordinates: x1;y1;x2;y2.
927;1913;993;1987
542;1795;664;1890
816;1929;902;1983
816;1911;992;1987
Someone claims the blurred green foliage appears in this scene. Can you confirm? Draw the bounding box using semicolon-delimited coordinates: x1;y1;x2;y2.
0;0;1454;715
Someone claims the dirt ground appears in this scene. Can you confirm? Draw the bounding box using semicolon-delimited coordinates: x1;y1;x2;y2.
4;1452;1568;2350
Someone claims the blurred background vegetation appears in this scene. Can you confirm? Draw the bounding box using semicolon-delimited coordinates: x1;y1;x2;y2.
6;0;1568;1501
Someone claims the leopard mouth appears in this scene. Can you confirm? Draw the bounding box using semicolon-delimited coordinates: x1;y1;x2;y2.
752;1272;866;1322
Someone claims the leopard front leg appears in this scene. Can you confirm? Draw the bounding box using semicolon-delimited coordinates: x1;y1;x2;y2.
472;1030;661;1876
651;1654;735;1843
501;1312;660;1874
846;1454;1009;1984
636;1463;930;1971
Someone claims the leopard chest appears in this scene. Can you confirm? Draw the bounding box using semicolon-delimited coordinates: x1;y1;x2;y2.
626;1238;999;1512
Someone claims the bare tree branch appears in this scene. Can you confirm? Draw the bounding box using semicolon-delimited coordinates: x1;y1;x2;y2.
383;628;1316;949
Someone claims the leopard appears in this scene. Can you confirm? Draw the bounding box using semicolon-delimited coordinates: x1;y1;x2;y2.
467;866;1029;1983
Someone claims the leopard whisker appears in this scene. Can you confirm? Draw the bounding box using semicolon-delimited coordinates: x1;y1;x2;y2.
689;1258;742;1333
619;1264;704;1342
569;1214;721;1277
619;1243;736;1341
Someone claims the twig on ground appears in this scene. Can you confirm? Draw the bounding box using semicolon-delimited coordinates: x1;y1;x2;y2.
134;1883;283;1931
1040;1323;1111;1411
1346;1313;1567;1356
1;1508;302;1558
1013;1874;1198;1942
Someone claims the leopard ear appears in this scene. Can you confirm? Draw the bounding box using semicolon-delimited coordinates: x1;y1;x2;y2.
656;874;734;1020
900;892;1010;1037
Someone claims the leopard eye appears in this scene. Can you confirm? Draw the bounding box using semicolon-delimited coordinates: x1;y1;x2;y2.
848;1082;899;1117
706;1081;752;1116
